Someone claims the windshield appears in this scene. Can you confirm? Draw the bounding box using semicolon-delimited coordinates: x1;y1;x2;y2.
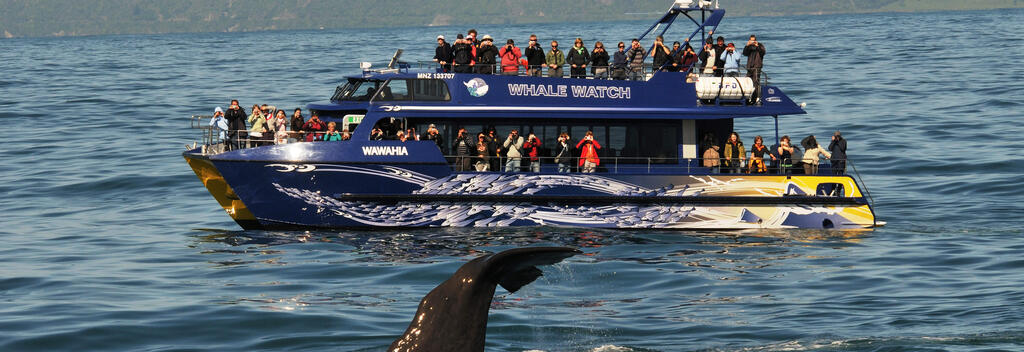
331;79;384;101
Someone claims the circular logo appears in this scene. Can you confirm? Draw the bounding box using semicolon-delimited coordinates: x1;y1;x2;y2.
463;78;489;97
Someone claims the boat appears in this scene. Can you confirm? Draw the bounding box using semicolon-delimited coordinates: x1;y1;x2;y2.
184;0;879;230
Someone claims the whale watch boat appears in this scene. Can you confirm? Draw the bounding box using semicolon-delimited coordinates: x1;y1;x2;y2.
184;0;879;230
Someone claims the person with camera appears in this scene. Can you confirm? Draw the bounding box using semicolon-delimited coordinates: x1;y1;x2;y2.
590;41;610;79
576;131;602;173
650;36;672;72
370;127;385;141
301;112;326;142
555;132;573;173
713;36;727;77
289;108;305;142
433;35;453;72
720;43;742;77
828;131;847;175
679;43;698;74
499;39;522;75
475;35;498;74
626;38;646;81
451;34;476;73
502;129;525;173
421;123;444;152
522;132;541;172
223;100;247;150
546;40;565;78
566;38;590;79
525;35;546;77
699;40;717;76
742;34;766;102
453;128;473;171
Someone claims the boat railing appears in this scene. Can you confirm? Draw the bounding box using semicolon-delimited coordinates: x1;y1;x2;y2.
411;60;769;84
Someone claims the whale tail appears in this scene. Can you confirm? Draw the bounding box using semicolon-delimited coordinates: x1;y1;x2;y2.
390;246;581;352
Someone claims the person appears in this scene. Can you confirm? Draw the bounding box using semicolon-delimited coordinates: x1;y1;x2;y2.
742;34;766;102
590;41;610;79
406;127;420;141
474;133;490;171
777;135;795;174
828;131;847;175
247;104;269;147
323;121;343;141
466;29;480;47
224;99;247;150
720;43;742;77
522;132;541;172
433;35;453;72
713;36;727;77
503;129;525;172
289;108;305;142
666;41;683;72
396;130;408;143
486;127;501;172
451;34;475;73
271;110;288;145
421;123;444;151
650;36;671;72
747;135;775;174
699;40;717;75
611;42;628;80
566;38;590;79
801;135;831;175
209;106;228;141
679;43;696;73
301;113;326;142
546;40;565;78
371;127;385;140
555;132;573;173
701;132;720;173
499;39;522;75
340;129;351;141
475;35;498;74
525;35;545;77
453;127;473;171
723;132;745;174
577;131;601;173
626;38;646;80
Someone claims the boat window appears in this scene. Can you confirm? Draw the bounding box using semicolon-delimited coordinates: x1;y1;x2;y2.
375;79;451;101
333;79;384;101
816;183;846;197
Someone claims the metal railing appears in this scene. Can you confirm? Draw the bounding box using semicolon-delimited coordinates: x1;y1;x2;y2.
413;61;768;83
441;154;856;176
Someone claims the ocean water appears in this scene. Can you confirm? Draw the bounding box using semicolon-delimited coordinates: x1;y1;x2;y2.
2;8;1024;352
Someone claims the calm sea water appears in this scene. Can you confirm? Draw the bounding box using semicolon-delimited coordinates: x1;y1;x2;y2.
3;8;1024;352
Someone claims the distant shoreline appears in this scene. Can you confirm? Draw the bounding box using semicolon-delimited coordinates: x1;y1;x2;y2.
3;5;1021;40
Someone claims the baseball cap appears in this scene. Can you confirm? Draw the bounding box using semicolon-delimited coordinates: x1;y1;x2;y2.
437;35;444;40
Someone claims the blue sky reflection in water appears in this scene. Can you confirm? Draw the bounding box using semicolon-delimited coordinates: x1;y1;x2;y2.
1;8;1024;352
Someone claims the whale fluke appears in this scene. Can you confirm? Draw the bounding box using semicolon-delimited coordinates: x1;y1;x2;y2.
389;246;581;352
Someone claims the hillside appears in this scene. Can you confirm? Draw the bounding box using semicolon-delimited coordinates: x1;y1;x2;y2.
2;0;1022;38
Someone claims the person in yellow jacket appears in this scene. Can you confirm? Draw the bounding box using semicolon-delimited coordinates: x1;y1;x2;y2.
723;132;745;174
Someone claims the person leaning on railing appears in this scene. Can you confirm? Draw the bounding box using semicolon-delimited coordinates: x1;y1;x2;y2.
434;35;453;73
801;135;831;175
723;132;745;174
591;41;610;79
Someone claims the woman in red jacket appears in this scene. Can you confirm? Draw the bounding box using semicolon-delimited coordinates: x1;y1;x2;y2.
499;39;522;75
576;131;601;173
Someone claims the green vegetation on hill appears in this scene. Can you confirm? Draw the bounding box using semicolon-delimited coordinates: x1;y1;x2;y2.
2;0;1022;38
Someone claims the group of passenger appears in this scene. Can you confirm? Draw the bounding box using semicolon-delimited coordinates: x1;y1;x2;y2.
432;29;765;81
702;130;848;175
445;127;602;173
209;100;350;150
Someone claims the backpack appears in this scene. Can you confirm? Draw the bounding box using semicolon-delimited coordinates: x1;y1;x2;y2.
454;45;471;64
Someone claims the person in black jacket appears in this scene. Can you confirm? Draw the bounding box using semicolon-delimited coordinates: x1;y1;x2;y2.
433;35;453;72
566;37;590;79
224;99;247;150
590;41;610;79
713;36;727;77
475;35;498;74
451;34;475;73
650;36;671;72
743;34;766;102
611;41;628;80
289;108;305;142
828;131;847;175
524;34;546;77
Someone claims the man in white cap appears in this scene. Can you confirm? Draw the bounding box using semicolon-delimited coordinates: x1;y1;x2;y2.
433;35;453;72
209;106;229;151
475;35;498;74
421;123;444;151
